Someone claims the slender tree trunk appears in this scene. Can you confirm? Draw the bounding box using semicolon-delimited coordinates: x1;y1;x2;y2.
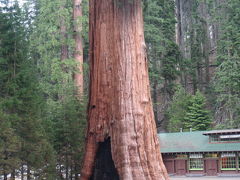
11;169;15;180
60;23;68;62
60;163;64;179
4;171;7;180
175;0;181;45
60;2;68;62
197;62;202;91
27;165;30;180
21;164;24;180
75;163;79;179
60;0;69;100
73;0;84;96
203;19;210;86
70;163;73;180
66;155;69;180
80;0;169;179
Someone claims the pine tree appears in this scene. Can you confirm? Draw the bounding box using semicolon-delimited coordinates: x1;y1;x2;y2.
167;88;211;132
167;86;192;132
0;111;21;180
184;90;211;131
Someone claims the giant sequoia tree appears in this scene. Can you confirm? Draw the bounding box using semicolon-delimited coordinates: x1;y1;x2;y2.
80;0;169;179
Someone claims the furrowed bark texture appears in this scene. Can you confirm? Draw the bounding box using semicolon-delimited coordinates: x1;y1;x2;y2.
81;0;169;179
73;0;84;96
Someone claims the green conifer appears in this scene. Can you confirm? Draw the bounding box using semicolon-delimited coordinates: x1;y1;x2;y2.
184;90;211;131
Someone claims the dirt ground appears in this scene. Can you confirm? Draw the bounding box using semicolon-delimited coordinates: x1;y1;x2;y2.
170;176;240;180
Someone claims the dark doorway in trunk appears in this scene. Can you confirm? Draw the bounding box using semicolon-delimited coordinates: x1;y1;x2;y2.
90;138;119;180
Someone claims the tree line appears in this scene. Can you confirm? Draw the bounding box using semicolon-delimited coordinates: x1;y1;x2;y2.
144;0;240;131
0;0;88;179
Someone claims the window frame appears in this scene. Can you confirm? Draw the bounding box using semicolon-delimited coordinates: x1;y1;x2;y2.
221;153;237;170
189;154;204;171
209;134;240;143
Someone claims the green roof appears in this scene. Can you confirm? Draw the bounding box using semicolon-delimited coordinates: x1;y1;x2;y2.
158;131;240;153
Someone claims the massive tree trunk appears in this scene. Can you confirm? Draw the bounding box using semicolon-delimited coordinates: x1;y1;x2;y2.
73;0;84;96
80;0;169;180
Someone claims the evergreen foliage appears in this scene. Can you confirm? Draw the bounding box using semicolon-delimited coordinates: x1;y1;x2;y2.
144;0;180;96
143;0;181;128
212;0;240;128
168;88;211;132
167;86;192;132
186;0;209;93
0;0;88;178
0;0;56;179
0;111;21;179
184;90;211;131
29;0;89;178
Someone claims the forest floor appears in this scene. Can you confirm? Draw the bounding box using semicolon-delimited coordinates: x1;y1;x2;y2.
170;176;240;180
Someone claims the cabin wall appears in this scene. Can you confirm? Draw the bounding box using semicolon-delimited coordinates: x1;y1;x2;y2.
162;152;240;176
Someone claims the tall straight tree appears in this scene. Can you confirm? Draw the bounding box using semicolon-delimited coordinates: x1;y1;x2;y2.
81;0;169;179
73;0;84;96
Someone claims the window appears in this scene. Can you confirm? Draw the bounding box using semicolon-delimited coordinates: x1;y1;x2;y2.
209;134;240;143
221;153;236;170
189;154;203;170
209;135;219;142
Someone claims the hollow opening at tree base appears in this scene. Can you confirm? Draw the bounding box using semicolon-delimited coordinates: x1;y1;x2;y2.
90;138;119;180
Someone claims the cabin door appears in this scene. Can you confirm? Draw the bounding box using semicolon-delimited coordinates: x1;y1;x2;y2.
205;159;218;176
175;159;187;175
164;159;174;174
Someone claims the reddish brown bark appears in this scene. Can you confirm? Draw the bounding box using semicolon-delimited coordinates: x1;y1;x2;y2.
81;0;169;179
73;0;84;96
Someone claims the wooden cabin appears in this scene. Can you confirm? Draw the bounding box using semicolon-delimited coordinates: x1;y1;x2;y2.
159;129;240;176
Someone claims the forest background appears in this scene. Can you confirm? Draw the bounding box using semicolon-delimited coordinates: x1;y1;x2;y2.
0;0;240;179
